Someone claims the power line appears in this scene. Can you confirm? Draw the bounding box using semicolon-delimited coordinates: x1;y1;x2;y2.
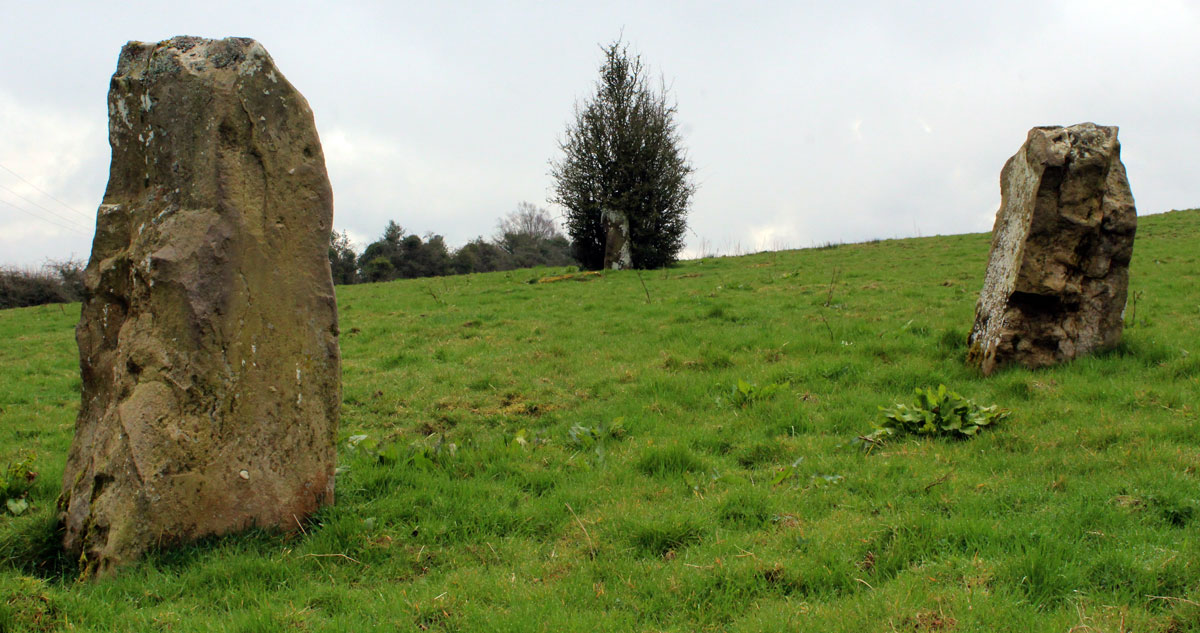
0;183;91;232
0;197;89;236
0;161;95;222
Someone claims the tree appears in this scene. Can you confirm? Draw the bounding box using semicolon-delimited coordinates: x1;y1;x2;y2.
359;255;395;283
402;233;452;279
357;223;452;282
452;237;512;274
499;232;574;269
550;40;695;270
382;220;404;245
494;203;576;268
328;231;358;285
495;202;563;243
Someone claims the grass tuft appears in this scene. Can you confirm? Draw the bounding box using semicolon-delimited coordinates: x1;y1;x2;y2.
635;445;707;477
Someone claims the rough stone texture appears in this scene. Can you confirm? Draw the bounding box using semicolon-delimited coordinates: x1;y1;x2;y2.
59;36;340;576
602;208;632;270
967;123;1136;375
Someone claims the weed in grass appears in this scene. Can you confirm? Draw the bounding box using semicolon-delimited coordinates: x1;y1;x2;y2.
859;384;1007;449
0;452;36;516
727;379;784;408
768;458;806;486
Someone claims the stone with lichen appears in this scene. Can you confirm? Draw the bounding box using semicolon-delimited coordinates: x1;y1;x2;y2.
967;123;1136;375
59;36;340;576
602;208;632;270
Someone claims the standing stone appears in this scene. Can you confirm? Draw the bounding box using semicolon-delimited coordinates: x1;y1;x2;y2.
967;123;1136;375
59;36;340;576
602;207;632;270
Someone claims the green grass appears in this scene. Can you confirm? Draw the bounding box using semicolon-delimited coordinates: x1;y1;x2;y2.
1;209;1199;631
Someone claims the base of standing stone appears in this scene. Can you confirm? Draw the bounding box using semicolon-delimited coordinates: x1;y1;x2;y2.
602;208;633;270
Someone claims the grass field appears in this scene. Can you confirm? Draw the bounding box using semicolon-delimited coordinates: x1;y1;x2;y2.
1;209;1198;632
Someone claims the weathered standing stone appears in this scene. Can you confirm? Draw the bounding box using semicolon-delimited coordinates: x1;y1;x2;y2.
967;123;1136;375
59;36;340;575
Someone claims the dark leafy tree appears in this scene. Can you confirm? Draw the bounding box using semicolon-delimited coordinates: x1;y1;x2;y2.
382;220;404;244
359;256;394;283
358;226;397;283
402;233;452;279
452;238;512;274
328;230;358;285
550;39;695;270
357;222;451;282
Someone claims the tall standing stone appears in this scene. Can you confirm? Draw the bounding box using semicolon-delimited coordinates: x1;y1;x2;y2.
602;208;632;270
59;36;340;576
967;123;1136;375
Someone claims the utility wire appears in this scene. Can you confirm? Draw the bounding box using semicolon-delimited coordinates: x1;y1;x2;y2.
0;197;88;236
0;183;90;232
0;161;94;222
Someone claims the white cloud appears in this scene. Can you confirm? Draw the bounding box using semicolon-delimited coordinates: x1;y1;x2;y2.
0;91;105;265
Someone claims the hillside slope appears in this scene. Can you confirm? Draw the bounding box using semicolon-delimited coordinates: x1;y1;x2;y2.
1;209;1198;631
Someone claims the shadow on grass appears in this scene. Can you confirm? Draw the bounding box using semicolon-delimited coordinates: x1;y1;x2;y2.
0;508;321;583
139;526;299;574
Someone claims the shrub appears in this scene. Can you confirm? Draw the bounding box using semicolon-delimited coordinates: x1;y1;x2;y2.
0;260;85;309
1;452;37;516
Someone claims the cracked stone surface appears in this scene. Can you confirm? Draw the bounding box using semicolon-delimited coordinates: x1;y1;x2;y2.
967;123;1136;376
59;36;340;576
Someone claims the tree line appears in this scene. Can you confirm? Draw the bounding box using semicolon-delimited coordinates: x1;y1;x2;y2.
328;202;577;285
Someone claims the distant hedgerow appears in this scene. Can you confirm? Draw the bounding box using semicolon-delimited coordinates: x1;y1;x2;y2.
0;260;85;309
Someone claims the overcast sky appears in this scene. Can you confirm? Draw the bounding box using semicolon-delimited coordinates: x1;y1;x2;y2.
2;1;1197;268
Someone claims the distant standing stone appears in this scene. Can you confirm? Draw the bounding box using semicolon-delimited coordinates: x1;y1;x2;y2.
967;123;1136;375
59;36;340;576
602;207;632;270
